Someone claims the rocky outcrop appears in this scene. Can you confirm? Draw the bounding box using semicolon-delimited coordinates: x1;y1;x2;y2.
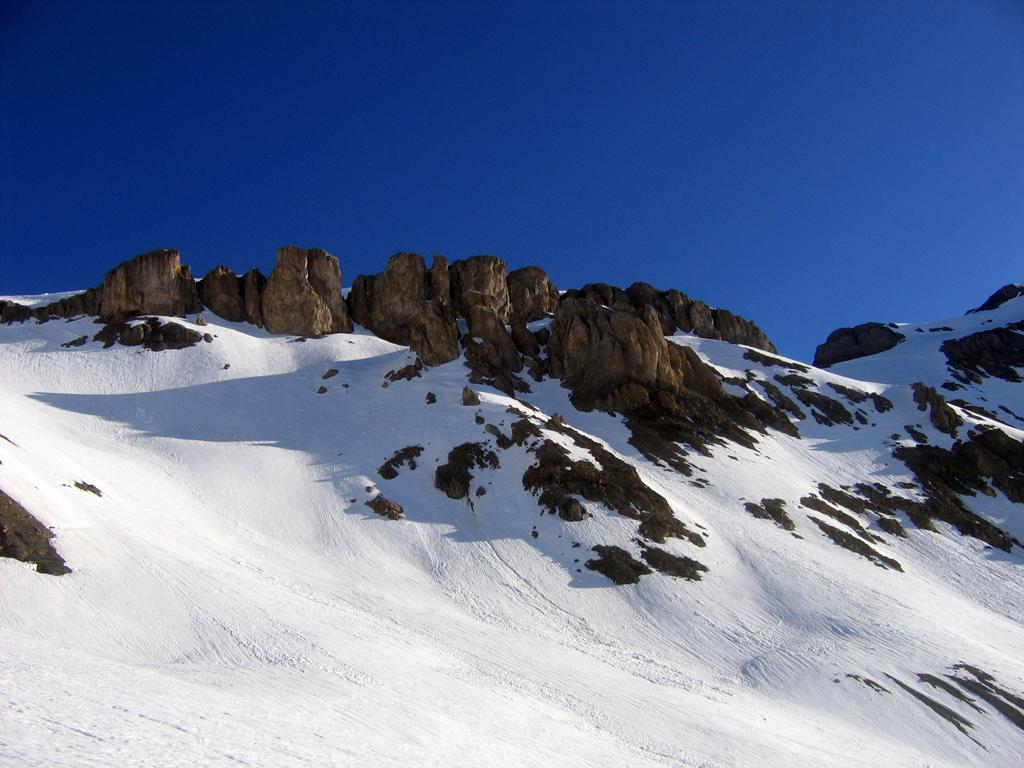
967;283;1024;314
449;255;511;321
199;266;245;322
911;383;963;436
562;282;776;352
306;249;352;333
507;266;559;322
813;322;905;368
940;322;1024;383
1;487;71;575
348;253;459;366
97;249;202;321
468;304;522;373
94;317;212;351
546;295;786;472
408;302;460;367
261;245;351;336
241;267;266;327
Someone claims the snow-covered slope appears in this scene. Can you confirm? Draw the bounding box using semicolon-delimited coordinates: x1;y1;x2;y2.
1;292;1023;767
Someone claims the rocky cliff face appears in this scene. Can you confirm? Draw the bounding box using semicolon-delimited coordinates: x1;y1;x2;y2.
261;246;352;336
2;245;777;376
97;249;202;321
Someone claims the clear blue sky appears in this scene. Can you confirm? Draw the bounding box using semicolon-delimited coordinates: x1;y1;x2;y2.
2;0;1022;359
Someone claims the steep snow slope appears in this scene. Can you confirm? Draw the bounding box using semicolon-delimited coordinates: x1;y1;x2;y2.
1;299;1023;767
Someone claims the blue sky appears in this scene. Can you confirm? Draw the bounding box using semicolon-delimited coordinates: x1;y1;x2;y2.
2;0;1022;359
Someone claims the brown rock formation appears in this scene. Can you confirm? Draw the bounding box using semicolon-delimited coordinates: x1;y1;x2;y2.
261;245;350;336
199;266;245;322
468;304;523;373
546;295;788;472
813;322;905;368
507;266;559;322
563;282;776;352
348;253;459;366
241;267;266;327
97;249;201;321
449;255;510;321
306;249;352;333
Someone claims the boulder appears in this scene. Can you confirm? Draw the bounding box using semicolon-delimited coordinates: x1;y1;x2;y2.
199;266;244;322
449;255;510;321
813;322;905;368
97;249;201;320
261;245;346;336
507;266;559;321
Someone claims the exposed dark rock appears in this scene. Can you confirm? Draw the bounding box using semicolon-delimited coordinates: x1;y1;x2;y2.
0;487;71;575
967;283;1024;314
846;674;890;694
94;317;205;351
743;498;795;531
950;664;1024;733
885;675;978;742
507;266;559;322
640;545;708;580
61;335;88;348
379;445;424;480
756;380;806;422
905;425;929;443
449;255;511;321
779;379;854;427
262;245;350;336
800;495;882;543
522;416;704;546
585;545;651;584
813;322;905;368
425;392;437;404
827;382;893;413
322;368;338;380
940;322;1024;383
894;428;1024;551
385;360;423;383
316;386;327;394
74;481;102;497
743;349;809;372
365;494;404;520
911;383;963;436
461;387;481;406
435;443;499;500
809;517;903;571
198;266;245;322
97;249;202;321
510;316;540;358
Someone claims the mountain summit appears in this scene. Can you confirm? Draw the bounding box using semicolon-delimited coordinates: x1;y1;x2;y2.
2;248;1022;767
